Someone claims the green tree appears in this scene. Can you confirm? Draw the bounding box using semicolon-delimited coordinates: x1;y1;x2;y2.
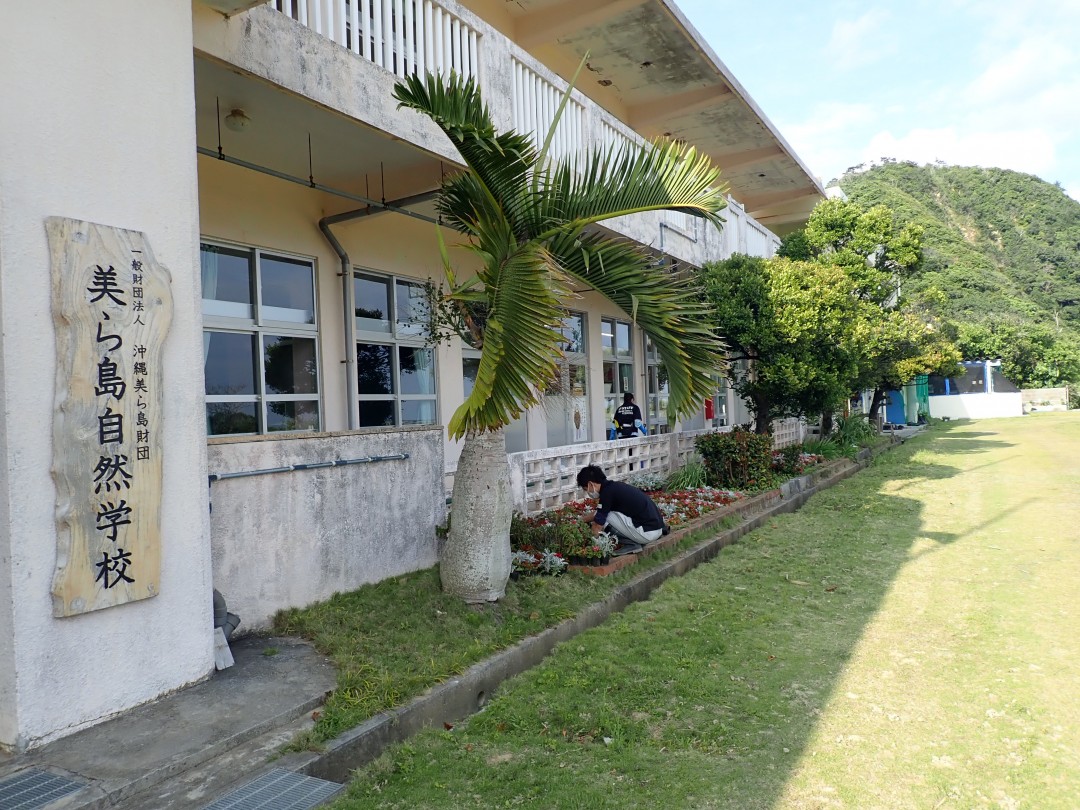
792;197;962;423
393;71;728;602
802;197;923;304
703;255;862;433
956;320;1080;389
854;305;962;421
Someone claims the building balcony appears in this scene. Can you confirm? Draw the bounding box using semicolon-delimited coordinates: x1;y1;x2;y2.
192;0;803;265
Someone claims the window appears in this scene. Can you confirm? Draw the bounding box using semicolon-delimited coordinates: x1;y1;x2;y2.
354;270;437;427
711;374;729;428
545;312;589;447
601;317;634;428
644;334;670;433
202;242;320;436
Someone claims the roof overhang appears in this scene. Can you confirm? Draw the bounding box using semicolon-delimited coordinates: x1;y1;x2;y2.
491;0;825;234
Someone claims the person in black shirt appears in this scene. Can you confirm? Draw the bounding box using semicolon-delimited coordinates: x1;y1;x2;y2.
612;393;644;438
576;464;668;555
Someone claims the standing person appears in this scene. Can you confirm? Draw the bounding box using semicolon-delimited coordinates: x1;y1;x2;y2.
577;464;669;555
612;393;645;438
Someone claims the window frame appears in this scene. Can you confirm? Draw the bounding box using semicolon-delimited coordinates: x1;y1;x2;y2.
201;239;323;437
601;316;635;429
353;268;439;428
545;311;589;447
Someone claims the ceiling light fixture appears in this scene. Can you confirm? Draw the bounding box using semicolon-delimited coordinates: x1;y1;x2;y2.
224;108;251;132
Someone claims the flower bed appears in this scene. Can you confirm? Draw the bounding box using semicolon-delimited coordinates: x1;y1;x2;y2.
509;487;744;577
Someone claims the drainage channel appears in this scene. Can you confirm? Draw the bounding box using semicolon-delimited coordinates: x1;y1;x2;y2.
201;769;342;810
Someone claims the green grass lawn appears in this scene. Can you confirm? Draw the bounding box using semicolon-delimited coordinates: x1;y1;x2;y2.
329;414;1080;809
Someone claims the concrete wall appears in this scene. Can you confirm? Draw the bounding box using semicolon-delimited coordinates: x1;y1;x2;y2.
929;393;1023;420
208;427;445;628
0;2;213;748
1021;387;1069;413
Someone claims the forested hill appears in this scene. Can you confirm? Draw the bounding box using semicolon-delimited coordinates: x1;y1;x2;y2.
836;163;1080;341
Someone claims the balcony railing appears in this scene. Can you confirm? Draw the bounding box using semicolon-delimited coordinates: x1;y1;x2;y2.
511;58;585;165
271;0;479;79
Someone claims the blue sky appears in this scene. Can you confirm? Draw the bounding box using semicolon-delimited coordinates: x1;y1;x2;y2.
678;0;1080;200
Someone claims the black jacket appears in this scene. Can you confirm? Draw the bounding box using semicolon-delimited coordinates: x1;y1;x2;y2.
595;481;664;532
613;403;642;437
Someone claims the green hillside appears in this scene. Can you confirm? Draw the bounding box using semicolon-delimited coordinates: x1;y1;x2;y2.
835;162;1080;390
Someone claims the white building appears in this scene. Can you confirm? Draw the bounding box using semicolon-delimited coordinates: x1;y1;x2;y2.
0;0;823;750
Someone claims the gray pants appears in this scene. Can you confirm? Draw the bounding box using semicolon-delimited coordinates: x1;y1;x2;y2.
605;511;663;545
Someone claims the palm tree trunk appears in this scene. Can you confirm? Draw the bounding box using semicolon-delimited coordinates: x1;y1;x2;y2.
441;428;513;602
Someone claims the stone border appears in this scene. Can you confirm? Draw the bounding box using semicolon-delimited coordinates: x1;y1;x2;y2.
281;448;876;783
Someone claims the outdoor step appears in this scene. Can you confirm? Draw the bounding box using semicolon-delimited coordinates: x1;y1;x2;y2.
0;636;335;810
109;713;328;810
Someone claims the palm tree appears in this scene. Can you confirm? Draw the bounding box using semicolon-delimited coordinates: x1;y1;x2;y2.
393;70;728;602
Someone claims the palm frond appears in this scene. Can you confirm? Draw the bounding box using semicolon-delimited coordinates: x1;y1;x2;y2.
394;73;540;236
447;245;570;438
540;139;728;232
548;230;726;420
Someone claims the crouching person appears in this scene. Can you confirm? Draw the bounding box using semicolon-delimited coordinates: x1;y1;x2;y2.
577;464;667;556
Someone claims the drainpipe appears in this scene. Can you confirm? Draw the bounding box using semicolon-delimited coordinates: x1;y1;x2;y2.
320;209;366;430
318;191;441;429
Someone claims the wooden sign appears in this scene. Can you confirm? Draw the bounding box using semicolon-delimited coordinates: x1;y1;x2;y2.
48;218;173;617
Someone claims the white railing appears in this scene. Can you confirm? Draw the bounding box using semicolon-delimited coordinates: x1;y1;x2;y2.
746;218;776;258
508;434;673;515
271;0;479;80
448;418;803;515
511;59;585;165
599;119;641;160
772;417;804;449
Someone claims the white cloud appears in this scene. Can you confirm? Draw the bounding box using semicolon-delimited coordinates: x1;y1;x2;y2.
825;10;894;70
860;127;1057;178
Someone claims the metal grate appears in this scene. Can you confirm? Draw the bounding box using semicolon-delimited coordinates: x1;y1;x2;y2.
0;768;84;810
202;769;342;810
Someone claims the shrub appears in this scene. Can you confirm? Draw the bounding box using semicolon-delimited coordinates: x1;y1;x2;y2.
772;444;804;475
665;457;708;490
695;428;775;490
801;438;843;460
834;413;876;445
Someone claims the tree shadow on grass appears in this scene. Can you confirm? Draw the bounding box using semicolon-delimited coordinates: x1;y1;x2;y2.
339;440;1002;809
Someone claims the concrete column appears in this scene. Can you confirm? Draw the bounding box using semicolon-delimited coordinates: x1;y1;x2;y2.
0;1;212;749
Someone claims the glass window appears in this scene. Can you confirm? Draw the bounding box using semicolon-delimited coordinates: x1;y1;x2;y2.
354;270;437;427
560;313;584;353
615;322;631;356
201;242;321;436
355;273;393;334
201;244;254;320
204;332;257;396
395;280;431;337
601;317;635;432
545;311;589;447
463;356;481;398
399;346;435;395
207;402;258;437
260;254;315;323
263;335;318;395
358;400;395;428
357;343;394;395
645;334;668;430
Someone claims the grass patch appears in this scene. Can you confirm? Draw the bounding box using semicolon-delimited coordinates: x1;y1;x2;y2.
327;415;1080;808
273;525;727;746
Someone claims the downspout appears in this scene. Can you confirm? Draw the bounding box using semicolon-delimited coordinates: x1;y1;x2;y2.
318;191;441;430
320;209;366;429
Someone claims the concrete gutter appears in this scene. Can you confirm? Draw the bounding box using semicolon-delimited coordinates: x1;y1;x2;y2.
282;445;884;783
